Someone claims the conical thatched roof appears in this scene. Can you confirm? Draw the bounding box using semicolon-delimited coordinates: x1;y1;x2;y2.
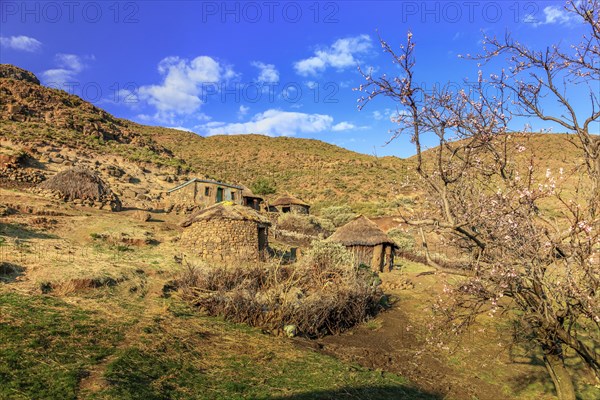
240;185;263;199
328;216;395;247
271;194;309;207
181;202;270;227
39;167;117;202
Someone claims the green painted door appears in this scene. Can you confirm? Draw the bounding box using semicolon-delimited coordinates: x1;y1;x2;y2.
216;187;223;203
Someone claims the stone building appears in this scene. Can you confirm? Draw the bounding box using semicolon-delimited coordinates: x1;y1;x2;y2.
327;216;396;272
240;186;264;211
268;195;310;214
166;178;244;208
180;202;271;263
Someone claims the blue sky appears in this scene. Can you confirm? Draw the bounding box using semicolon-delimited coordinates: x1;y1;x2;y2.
1;1;597;157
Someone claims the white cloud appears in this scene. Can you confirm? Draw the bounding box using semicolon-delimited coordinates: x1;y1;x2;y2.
332;121;356;131
294;34;372;76
238;105;250;119
528;5;578;26
56;53;85;72
251;61;279;83
42;53;90;86
199;109;334;137
137;56;236;123
372;108;397;121
167;126;196;133
0;35;42;52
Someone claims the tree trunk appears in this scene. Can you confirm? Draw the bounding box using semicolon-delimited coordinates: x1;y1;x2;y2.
419;227;441;269
543;345;576;400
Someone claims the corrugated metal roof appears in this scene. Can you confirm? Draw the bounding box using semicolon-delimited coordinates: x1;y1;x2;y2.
166;178;244;193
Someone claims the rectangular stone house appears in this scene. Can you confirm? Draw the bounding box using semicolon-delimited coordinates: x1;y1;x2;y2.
166;178;244;208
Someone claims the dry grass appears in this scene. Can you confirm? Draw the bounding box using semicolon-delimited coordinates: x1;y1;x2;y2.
177;242;385;338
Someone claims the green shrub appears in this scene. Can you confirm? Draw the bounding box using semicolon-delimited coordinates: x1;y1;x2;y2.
251;177;276;196
305;240;354;269
318;205;357;228
387;228;416;252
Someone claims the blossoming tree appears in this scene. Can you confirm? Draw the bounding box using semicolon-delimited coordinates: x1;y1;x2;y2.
356;1;599;398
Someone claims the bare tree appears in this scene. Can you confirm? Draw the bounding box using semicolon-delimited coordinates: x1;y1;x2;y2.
356;2;599;399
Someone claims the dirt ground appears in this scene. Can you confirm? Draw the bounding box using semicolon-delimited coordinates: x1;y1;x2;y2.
310;265;559;400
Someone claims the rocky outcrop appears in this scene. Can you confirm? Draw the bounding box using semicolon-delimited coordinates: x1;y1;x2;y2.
0;64;175;160
0;64;40;85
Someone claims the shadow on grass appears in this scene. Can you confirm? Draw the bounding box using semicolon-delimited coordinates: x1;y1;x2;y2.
0;222;58;239
0;262;25;283
268;385;442;400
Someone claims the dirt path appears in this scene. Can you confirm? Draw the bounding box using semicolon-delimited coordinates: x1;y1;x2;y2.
313;301;502;399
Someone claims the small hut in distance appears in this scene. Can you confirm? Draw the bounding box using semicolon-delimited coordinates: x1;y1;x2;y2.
180;202;271;263
38;167;122;211
269;194;310;214
240;186;264;211
328;216;396;272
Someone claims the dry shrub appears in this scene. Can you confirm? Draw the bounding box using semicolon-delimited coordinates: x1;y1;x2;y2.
276;213;333;237
177;242;384;338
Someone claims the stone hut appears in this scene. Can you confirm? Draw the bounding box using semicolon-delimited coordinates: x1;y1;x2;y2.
180;202;271;263
268;195;310;214
240;186;264;211
327;216;396;272
38;167;121;211
166;178;244;208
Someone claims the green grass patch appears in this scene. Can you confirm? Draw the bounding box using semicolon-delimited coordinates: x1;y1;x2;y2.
0;293;123;400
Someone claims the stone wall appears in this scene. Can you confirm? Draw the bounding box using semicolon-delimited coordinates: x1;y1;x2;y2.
180;218;267;263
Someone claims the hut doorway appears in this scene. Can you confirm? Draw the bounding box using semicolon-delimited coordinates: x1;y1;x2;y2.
258;227;267;261
282;206;291;213
216;187;224;202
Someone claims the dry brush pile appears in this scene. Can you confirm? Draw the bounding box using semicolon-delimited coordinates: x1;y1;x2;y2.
177;242;385;338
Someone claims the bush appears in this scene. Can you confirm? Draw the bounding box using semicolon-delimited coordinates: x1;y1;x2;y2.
318;205;357;228
250;177;276;196
305;241;353;269
387;228;416;253
276;213;334;237
177;242;383;338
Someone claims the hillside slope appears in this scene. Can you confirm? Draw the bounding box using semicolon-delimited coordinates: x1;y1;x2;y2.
0;64;415;209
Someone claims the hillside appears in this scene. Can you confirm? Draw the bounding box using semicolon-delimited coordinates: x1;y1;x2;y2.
0;64;415;213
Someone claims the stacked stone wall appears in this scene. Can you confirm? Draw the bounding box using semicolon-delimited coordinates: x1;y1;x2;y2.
181;218;266;263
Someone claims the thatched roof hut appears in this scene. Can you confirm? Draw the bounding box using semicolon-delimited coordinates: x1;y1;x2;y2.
240;186;264;211
327;216;395;247
271;195;309;207
328;216;396;272
181;202;270;227
38;167;121;211
180;202;271;262
269;194;310;214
